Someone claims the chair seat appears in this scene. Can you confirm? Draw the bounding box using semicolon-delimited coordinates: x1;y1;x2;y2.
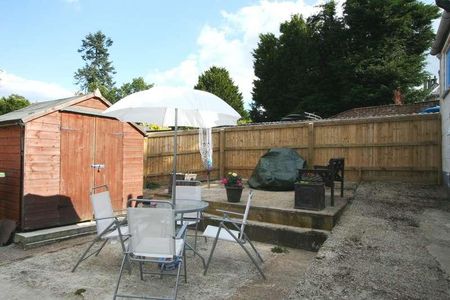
102;226;129;240
132;238;184;258
203;225;240;242
177;219;199;226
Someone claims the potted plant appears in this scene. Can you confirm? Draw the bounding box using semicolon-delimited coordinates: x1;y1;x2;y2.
294;171;325;210
221;172;244;202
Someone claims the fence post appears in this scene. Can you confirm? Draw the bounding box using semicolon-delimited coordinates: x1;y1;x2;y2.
219;129;225;179
143;137;148;185
308;122;315;167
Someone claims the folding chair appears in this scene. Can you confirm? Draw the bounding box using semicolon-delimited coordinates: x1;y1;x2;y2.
72;185;128;272
175;183;206;250
113;200;188;300
202;190;266;279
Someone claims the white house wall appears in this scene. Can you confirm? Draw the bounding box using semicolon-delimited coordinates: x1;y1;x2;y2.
440;40;450;195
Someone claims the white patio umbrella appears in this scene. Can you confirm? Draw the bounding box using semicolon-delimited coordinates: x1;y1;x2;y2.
102;86;241;204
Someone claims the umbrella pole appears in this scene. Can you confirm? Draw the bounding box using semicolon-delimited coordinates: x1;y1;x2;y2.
172;108;178;205
207;170;210;188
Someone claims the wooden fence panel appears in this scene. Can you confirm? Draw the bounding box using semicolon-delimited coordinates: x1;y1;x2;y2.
144;113;441;184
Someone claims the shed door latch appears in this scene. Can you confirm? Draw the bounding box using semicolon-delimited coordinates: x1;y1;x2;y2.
91;164;105;172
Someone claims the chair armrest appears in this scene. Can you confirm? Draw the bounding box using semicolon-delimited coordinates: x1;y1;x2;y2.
93;215;118;222
313;165;328;170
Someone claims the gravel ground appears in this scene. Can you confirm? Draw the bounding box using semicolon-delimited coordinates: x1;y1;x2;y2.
0;230;314;299
1;182;449;299
289;182;450;300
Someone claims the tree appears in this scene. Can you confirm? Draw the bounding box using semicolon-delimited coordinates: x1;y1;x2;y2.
343;0;439;107
251;15;316;121
0;94;30;115
74;31;116;97
116;77;153;100
251;1;439;121
195;66;248;119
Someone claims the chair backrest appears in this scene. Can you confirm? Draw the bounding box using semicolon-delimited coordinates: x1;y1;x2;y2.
239;190;254;239
90;189;115;236
127;206;176;258
175;184;201;201
329;158;344;181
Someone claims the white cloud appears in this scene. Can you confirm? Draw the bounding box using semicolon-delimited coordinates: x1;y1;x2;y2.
0;70;74;102
146;0;335;108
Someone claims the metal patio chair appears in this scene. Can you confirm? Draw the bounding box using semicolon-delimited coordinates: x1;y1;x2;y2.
113;200;188;300
72;185;128;272
202;190;266;279
175;183;207;250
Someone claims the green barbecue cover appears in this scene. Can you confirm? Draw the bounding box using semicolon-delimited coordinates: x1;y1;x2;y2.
248;148;306;191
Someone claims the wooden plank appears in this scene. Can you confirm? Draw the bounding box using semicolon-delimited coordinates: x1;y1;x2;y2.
0;126;21;223
25;163;60;173
31;112;61;125
313;141;439;148
308;122;315;167
0;145;21;154
0;126;21;138
25;129;60;140
0;137;21;146
24;154;60;163
25;122;60;132
143;114;441;184
26;138;60;148
73;98;109;110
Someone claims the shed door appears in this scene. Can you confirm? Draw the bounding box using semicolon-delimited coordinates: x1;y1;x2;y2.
93;118;123;210
60;113;124;222
60;113;95;223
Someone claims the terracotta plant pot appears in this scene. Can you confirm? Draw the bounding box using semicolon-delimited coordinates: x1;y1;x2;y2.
225;186;243;203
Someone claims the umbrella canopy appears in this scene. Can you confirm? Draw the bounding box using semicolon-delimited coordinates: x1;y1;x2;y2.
102;86;240;127
102;86;241;203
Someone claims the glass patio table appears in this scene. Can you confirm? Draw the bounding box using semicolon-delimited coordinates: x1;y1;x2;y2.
174;199;209;214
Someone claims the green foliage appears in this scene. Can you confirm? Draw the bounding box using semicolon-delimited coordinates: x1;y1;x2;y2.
74;31;153;103
145;181;161;189
116;77;153;101
74;31;116;98
195;66;249;120
271;245;289;253
74;288;86;296
104;77;153;103
0;94;30;115
251;0;439;121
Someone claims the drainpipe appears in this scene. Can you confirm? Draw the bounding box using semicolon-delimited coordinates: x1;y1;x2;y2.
431;8;450;55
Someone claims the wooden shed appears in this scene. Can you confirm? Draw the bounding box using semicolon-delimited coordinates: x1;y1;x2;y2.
0;91;145;231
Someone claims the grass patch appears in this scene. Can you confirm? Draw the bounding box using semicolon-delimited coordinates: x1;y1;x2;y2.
271;245;289;253
145;182;161;189
74;288;86;296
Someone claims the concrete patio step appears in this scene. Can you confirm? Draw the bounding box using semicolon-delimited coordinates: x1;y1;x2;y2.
14;221;97;249
203;214;329;251
204;196;348;231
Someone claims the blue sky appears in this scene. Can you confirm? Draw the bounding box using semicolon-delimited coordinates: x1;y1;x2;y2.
0;0;441;106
